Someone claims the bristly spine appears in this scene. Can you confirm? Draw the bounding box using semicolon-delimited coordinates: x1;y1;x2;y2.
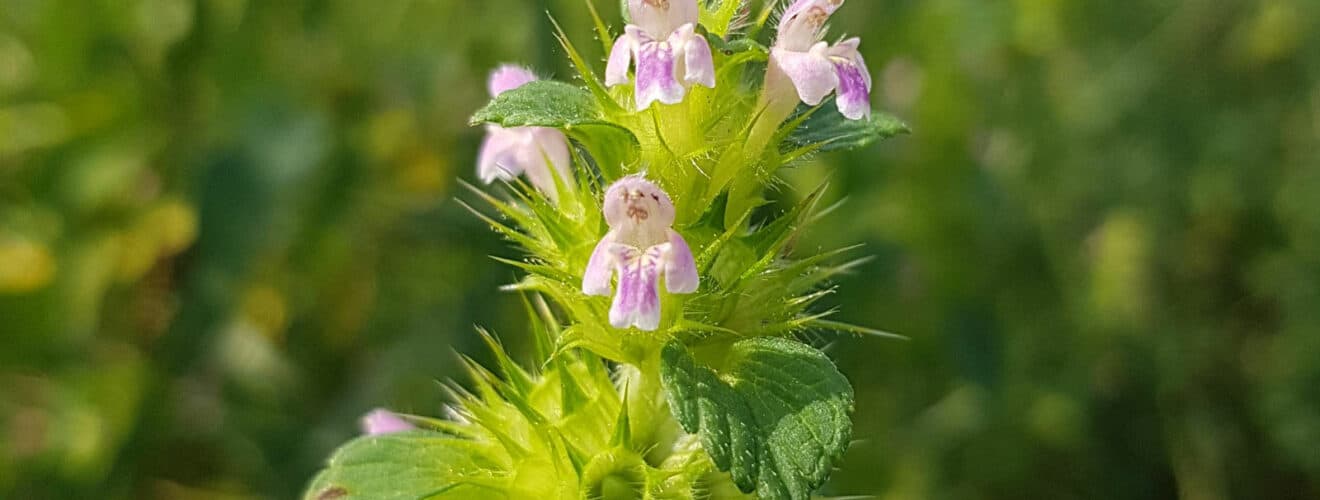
305;1;908;499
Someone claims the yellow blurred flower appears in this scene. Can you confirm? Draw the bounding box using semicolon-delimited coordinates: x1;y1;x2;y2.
146;199;199;255
241;285;289;341
0;238;57;293
114;199;198;283
113;228;157;284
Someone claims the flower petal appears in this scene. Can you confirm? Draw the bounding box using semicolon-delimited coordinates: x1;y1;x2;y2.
477;126;524;183
832;56;871;120
634;40;685;110
782;0;844;22
360;409;415;435
629;0;699;38
603;175;676;245
674;24;715;89
519;127;573;201
606;33;636;87
771;43;839;106
609;246;662;330
830;38;871;88
777;0;844;51
663;229;699;294
488;65;538;97
668;0;700;30
583;232;618;296
608;246;641;328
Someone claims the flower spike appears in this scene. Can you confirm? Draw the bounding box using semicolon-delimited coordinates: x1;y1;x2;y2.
605;0;716;111
311;0;908;497
583;175;699;331
769;0;873;120
477;65;573;201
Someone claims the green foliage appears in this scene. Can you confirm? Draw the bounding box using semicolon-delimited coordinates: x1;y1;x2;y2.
782;104;911;155
302;305;755;499
461;7;904;371
660;339;854;500
470;80;640;178
699;0;746;36
470;80;608;129
306;0;906;496
304;432;507;500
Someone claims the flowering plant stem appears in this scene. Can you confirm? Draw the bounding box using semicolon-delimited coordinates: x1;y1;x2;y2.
305;1;908;499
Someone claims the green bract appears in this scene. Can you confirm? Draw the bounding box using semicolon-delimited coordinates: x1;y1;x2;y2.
306;1;905;499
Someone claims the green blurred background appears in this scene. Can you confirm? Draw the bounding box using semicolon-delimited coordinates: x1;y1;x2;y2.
2;0;1318;498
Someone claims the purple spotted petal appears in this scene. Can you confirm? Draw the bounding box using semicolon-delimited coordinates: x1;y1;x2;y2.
583;232;618;296
488;65;538;97
782;0;844;22
771;43;838;106
664;230;699;293
675;25;715;89
777;0;845;51
477;126;524;183
629;0;699;38
609;246;663;331
829;39;871;120
606;34;636;86
832;38;872;89
593;176;699;331
360;409;415;435
832;57;871;120
634;40;684;110
603;175;676;231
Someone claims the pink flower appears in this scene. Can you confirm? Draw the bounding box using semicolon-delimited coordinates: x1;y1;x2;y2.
582;176;699;331
360;408;415;435
478;65;573;201
769;0;872;120
605;0;716;111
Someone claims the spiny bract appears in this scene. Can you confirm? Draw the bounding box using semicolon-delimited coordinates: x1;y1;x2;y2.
305;1;907;499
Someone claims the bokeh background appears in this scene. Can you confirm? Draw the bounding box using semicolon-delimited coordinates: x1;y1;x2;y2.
2;0;1319;498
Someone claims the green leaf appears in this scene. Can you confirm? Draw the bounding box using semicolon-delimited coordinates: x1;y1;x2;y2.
470;80;611;129
303;432;507;500
570;123;636;180
705;33;770;58
700;0;744;36
782;101;910;155
660;338;855;500
470;80;637;178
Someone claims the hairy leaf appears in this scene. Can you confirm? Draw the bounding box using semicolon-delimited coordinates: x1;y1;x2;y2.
782;102;909;155
470;80;605;128
470;80;637;178
303;432;507;500
699;0;744;34
705;33;770;58
660;338;855;500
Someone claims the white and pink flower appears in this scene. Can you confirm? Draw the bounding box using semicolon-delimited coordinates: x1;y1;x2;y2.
770;0;872;120
606;0;716;111
478;65;573;201
582;176;699;331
